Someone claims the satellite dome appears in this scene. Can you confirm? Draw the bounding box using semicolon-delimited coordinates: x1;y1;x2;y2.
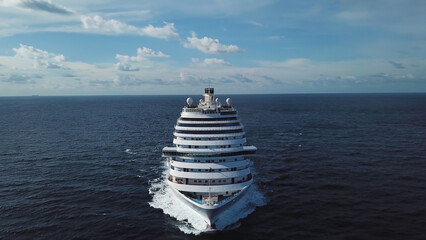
226;98;232;106
186;97;193;106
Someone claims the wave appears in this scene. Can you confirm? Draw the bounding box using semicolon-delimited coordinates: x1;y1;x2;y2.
124;149;137;155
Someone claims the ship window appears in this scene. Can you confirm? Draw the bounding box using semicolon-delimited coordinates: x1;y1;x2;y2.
212;180;215;183
205;180;208;183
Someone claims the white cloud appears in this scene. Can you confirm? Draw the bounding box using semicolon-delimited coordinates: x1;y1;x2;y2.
80;15;138;34
102;10;151;22
2;73;34;84
139;22;178;39
0;1;79;37
332;2;426;36
80;15;178;39
267;35;285;40
184;32;243;54
0;0;74;15
337;75;357;80
179;71;185;81
192;58;231;67
115;58;140;72
115;47;169;71
124;1;275;18
113;74;170;86
13;43;66;69
259;58;311;68
336;11;372;22
246;20;263;27
138;47;169;58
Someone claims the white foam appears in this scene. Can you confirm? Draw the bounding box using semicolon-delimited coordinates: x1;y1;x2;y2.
125;149;136;155
148;167;267;234
214;184;267;230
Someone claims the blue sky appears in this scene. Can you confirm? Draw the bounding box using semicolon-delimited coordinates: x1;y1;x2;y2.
0;0;425;95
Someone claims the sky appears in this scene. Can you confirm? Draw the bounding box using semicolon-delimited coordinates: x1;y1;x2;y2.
0;0;425;96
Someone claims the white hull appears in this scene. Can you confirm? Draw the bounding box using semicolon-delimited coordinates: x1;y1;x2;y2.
169;181;251;226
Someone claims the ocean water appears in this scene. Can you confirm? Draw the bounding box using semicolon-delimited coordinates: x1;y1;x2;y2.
1;93;425;239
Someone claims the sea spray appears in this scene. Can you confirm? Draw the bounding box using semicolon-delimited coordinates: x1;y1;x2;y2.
148;169;207;234
214;184;267;230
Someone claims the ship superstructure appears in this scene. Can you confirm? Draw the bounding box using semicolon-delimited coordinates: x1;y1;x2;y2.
162;88;256;228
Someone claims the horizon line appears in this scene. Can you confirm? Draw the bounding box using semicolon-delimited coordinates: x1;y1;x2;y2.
1;91;425;98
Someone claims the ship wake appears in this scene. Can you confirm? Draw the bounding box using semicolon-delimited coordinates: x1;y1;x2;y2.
148;168;267;235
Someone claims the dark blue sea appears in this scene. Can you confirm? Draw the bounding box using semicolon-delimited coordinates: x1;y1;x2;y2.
1;93;425;239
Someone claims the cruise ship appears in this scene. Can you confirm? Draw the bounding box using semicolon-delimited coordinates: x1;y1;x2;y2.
162;88;256;229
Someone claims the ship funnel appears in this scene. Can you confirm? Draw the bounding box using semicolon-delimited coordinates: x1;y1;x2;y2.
204;88;215;105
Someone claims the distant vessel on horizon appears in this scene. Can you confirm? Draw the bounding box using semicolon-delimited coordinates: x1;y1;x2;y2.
162;88;257;229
